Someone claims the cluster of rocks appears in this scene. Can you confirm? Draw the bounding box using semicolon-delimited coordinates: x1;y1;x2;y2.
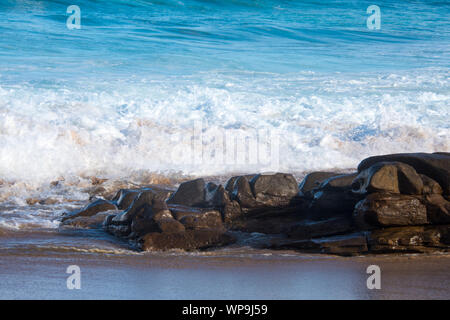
61;152;450;256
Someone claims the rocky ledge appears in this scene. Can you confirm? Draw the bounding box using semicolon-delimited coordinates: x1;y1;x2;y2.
61;152;450;256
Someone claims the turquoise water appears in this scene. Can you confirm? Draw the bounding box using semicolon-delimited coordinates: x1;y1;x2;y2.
0;1;449;211
1;0;449;79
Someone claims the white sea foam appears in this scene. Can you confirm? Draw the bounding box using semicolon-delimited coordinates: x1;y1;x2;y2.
0;69;449;207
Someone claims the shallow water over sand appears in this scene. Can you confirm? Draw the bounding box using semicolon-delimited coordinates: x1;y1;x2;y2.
0;229;449;299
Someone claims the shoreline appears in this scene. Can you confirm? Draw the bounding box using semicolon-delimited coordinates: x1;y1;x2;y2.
0;152;449;299
1;245;449;299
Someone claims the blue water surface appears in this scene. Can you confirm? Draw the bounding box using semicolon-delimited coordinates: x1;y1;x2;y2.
0;0;448;82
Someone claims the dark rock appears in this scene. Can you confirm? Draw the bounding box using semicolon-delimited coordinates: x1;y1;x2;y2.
166;179;241;225
423;194;450;224
251;173;298;198
166;178;206;207
352;162;423;195
420;174;443;195
308;173;362;219
358;153;450;195
61;199;117;222
104;216;131;237
367;225;450;253
156;216;186;234
112;189;171;224
62;212;118;229
320;173;358;190
112;189;141;210
105;188;172;237
231;176;260;208
231;173;300;210
353;193;428;229
224;173;306;233
169;205;225;231
230;209;304;234
287;217;354;240
105;184;233;251
166;179;233;212
270;232;368;256
224;174;257;193
138;230;235;251
221;198;242;225
204;183;229;208
298;172;341;197
130;206;181;237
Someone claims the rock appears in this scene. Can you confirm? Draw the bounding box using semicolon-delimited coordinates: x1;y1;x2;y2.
112;189;171;224
250;173;299;205
166;179;233;210
156;216;186;234
229;209;304;234
138;230;235;251
368;225;450;253
224;174;257;193
420;174;443;195
270;232;368;256
308;173;362;219
105;185;232;251
61;199;117;222
221;198;242;225
353;193;428;229
204;183;230;208
166;178;206;207
231;176;260;208
298;172;341;197
169;205;225;231
62;212;117;229
287;217;354;240
130;206;181;237
165;178;242;225
352;162;423;195
231;173;300;210
423;194;450;224
319;173;359;190
103;214;131;237
105;188;172;237
112;189;141;210
358;153;450;195
224;173;305;233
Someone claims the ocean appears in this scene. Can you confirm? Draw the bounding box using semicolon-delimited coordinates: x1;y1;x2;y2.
0;0;449;299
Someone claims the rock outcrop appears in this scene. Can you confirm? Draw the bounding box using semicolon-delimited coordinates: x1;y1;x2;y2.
352;162;423;195
358;152;450;194
353;193;428;229
59;152;450;256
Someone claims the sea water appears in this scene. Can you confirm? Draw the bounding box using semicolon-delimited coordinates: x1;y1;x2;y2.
0;0;449;228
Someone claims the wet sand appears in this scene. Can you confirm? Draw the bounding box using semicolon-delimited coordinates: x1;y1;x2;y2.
0;231;449;299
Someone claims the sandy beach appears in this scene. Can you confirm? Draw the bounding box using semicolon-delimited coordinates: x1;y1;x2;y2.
0;230;449;300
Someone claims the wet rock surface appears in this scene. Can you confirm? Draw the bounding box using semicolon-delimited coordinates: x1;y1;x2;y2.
61;199;117;222
353;193;428;229
60;152;450;256
367;225;450;253
358;153;450;195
